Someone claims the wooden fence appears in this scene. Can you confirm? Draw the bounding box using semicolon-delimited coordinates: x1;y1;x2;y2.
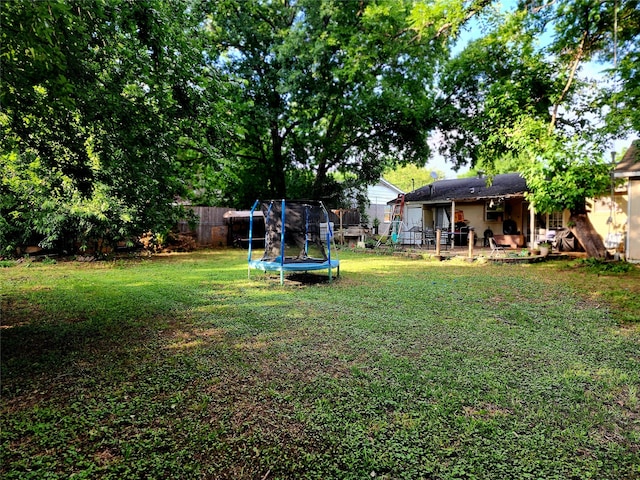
177;206;362;248
177;206;234;247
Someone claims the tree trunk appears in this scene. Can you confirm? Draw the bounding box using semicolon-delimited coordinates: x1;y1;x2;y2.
312;163;328;201
569;212;607;259
270;125;287;198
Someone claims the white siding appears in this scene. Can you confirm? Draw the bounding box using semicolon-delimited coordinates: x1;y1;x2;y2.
365;180;403;229
367;183;401;205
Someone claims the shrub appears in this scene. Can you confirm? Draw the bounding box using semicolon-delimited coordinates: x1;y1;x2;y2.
574;257;635;274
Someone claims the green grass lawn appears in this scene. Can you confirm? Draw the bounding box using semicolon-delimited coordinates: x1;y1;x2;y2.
1;250;639;479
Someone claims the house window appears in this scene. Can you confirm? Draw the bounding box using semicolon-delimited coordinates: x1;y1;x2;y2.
383;206;391;223
485;200;504;222
548;211;563;229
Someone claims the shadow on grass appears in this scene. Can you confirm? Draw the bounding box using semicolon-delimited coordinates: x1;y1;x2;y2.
285;272;337;285
251;272;338;286
0;313;164;388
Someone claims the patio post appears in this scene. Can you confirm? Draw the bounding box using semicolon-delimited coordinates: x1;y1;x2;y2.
451;200;456;244
435;229;441;256
468;230;474;258
530;201;536;248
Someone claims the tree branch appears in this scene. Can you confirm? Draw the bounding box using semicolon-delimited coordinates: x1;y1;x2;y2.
525;0;557;15
434;0;493;39
549;30;587;131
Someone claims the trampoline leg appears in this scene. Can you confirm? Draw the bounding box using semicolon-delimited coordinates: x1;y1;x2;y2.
280;270;284;286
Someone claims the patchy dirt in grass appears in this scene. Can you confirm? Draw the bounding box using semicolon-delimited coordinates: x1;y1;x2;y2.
552;265;640;323
1;297;48;328
163;327;227;350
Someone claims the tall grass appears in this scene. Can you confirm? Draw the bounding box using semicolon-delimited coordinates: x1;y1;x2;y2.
1;250;639;479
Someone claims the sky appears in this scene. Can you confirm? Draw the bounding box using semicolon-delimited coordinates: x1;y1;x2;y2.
427;152;462;179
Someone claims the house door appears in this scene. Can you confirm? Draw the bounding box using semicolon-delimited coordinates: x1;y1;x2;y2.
422;206;434;230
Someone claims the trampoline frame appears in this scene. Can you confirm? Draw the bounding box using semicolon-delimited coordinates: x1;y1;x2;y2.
247;199;340;285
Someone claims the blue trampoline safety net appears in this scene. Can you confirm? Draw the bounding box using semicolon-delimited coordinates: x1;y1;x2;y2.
247;200;340;281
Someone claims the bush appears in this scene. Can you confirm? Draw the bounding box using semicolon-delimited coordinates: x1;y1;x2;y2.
574;257;635;274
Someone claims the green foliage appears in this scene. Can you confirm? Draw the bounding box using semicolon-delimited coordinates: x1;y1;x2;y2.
575;257;635;274
436;9;559;169
382;164;444;192
432;0;636;175
607;47;640;132
205;0;449;206
507;121;613;214
2;251;639;477
41;257;58;266
551;0;640;133
1;0;221;253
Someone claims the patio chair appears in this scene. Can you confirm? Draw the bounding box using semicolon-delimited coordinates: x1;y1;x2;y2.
423;229;436;249
604;232;623;250
489;237;506;257
604;232;623;259
439;230;451;250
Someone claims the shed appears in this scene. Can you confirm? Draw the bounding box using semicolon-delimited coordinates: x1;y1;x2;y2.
224;210;265;248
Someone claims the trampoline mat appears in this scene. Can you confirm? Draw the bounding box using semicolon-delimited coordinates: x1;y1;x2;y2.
249;258;340;272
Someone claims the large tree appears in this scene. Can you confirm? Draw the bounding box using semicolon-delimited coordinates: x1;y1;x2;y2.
204;0;469;207
1;0;219;254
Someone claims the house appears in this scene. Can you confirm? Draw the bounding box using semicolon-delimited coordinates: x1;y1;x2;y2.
610;140;640;262
364;178;404;234
403;173;531;248
585;140;640;262
394;140;639;260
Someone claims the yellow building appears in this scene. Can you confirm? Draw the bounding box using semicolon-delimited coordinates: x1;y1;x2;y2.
607;140;640;262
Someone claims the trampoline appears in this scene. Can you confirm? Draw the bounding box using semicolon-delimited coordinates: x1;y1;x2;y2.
248;199;340;285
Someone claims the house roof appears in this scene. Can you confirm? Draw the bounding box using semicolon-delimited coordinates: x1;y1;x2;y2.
613;139;640;178
404;173;528;204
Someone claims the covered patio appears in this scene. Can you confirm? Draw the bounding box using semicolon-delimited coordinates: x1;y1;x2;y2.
400;173;564;253
391;242;587;263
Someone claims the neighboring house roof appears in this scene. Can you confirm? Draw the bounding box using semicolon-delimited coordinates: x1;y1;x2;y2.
378;177;404;194
404;173;528;204
613;139;640;178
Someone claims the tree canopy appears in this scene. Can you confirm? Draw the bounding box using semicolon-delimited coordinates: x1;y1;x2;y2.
203;0;454;206
1;0;638;256
383;164;444;192
1;0;219;253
